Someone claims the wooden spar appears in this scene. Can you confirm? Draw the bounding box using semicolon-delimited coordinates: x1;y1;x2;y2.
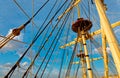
76;4;80;18
78;28;87;78
57;0;81;20
0;35;26;44
95;0;120;77
101;28;109;78
60;21;120;49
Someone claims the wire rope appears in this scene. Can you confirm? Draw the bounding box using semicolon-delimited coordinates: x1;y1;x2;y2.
21;0;66;77
58;15;71;78
4;1;53;77
65;31;79;78
34;10;72;78
39;11;71;78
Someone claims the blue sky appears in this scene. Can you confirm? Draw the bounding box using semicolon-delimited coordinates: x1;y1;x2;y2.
0;0;120;78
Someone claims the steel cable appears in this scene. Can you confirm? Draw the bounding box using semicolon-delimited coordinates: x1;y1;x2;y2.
40;11;71;78
4;1;50;77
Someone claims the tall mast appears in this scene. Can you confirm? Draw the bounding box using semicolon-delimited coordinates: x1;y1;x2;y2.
81;30;93;78
101;28;109;78
72;18;93;78
77;24;87;78
95;0;120;77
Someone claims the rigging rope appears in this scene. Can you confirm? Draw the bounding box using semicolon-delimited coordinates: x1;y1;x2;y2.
5;0;69;77
88;0;91;19
21;0;69;77
13;0;49;29
45;49;61;78
34;10;71;78
13;0;30;18
65;31;79;78
74;59;80;78
90;38;118;75
4;0;118;78
58;15;71;78
40;11;71;78
21;0;65;77
80;1;89;18
74;43;84;78
4;1;50;77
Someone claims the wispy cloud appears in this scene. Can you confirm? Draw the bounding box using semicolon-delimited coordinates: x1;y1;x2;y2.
114;28;120;43
93;46;112;55
43;68;59;78
0;29;36;60
21;62;28;67
17;48;36;60
0;61;29;78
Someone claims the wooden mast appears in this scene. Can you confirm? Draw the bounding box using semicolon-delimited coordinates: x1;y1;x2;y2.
78;27;87;78
81;30;93;78
101;28;109;78
72;18;93;78
95;0;120;77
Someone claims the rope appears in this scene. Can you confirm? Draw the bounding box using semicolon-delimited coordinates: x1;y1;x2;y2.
40;11;71;78
58;14;71;78
4;1;51;77
21;0;63;77
65;30;79;78
34;9;71;78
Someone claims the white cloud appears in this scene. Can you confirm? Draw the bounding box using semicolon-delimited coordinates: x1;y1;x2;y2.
0;63;13;77
0;29;36;77
114;28;120;33
0;29;36;60
106;47;111;53
17;48;36;60
21;62;28;67
0;65;60;78
44;68;59;78
114;28;120;42
93;46;112;55
0;63;12;70
0;61;30;78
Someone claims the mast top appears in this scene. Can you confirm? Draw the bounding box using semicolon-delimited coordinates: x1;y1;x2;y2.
72;18;92;33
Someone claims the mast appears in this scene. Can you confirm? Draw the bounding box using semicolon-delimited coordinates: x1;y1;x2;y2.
81;30;93;78
72;18;93;78
95;0;120;77
101;28;109;78
77;22;87;78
